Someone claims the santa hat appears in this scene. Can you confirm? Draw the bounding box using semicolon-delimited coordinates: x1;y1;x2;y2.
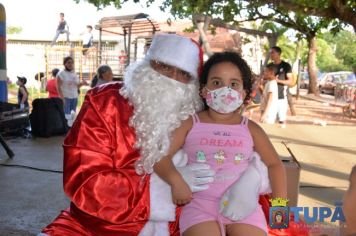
146;33;203;79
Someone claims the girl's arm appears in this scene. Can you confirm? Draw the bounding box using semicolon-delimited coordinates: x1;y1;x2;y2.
249;121;287;199
153;117;193;205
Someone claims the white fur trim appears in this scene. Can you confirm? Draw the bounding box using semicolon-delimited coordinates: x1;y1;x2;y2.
148;149;187;221
138;221;169;236
149;172;176;221
252;152;272;194
146;33;200;79
141;149;188;235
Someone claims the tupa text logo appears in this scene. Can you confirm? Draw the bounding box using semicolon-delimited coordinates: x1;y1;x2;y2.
269;202;345;229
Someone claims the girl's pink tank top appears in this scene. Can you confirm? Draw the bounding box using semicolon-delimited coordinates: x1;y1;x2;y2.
183;114;254;199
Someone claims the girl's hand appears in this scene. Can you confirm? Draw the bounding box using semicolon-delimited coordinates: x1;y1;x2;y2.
171;178;193;205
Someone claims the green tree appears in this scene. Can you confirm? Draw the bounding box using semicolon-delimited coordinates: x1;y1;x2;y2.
323;30;356;70
250;0;356;32
77;0;355;31
258;21;289;65
315;38;346;72
6;26;22;34
240;1;350;95
75;0;352;95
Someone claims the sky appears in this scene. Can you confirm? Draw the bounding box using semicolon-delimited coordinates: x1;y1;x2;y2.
1;0;172;38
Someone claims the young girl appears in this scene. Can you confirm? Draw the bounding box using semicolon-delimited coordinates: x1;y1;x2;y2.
57;56;86;124
153;52;287;236
16;76;29;109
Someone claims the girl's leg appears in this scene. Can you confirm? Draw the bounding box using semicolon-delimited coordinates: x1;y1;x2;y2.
63;98;71;116
183;221;221;236
226;223;267;236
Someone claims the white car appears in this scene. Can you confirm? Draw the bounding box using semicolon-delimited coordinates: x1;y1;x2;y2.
318;71;353;94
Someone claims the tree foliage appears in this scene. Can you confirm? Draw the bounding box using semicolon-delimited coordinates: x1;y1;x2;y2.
298;30;355;72
276;35;296;63
76;0;355;30
247;0;356;31
323;30;356;69
6;26;22;34
75;0;354;95
73;0;131;9
315;38;345;72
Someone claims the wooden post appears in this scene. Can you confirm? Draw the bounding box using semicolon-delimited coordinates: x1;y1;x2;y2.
98;27;102;65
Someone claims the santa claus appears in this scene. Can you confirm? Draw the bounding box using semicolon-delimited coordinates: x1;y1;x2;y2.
39;34;308;236
38;33;214;236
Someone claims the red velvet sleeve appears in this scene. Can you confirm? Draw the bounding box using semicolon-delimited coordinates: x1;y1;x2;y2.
62;83;150;225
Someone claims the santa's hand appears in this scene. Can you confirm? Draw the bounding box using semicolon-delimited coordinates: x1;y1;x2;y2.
219;164;260;221
176;163;215;193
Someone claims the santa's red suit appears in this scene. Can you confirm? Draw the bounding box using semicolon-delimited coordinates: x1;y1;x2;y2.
41;83;309;236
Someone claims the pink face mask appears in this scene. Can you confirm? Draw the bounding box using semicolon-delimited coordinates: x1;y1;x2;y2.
205;86;244;114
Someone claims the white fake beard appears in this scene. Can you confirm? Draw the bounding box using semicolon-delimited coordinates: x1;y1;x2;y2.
120;60;203;174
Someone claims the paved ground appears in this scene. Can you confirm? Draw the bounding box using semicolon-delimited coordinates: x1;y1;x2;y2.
0;136;68;236
0;92;355;236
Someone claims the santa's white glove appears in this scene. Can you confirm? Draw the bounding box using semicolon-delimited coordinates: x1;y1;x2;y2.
20;103;25;110
147;149;215;223
219;152;271;221
177;163;215;193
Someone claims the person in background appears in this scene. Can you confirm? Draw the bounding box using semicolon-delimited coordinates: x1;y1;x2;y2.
51;12;70;46
269;46;293;128
46;68;60;98
91;65;113;88
119;49;127;74
56;56;86;125
81;25;93;64
89;74;98;88
16;76;29;110
34;72;46;90
260;64;278;124
81;25;93;54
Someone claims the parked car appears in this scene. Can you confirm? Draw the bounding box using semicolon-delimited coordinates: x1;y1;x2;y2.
299;71;324;89
334;73;356;102
343;73;356;86
299;72;309;89
318;71;352;94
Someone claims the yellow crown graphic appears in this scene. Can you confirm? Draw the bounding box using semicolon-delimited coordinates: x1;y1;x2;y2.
269;197;289;207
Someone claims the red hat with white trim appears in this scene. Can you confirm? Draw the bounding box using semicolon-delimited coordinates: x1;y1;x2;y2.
146;33;203;79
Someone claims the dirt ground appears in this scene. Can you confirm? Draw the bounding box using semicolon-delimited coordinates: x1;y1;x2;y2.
246;95;356;126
